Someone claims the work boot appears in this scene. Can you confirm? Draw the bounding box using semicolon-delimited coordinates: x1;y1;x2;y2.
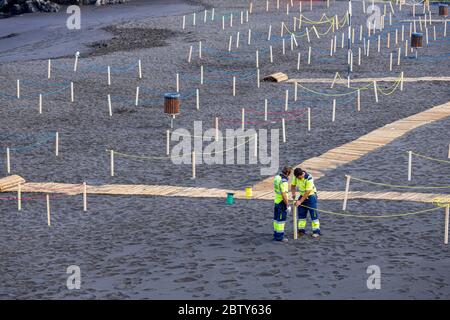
297;231;306;238
311;233;320;239
281;237;289;243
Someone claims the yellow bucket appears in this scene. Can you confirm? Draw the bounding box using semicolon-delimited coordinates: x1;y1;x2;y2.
245;187;253;199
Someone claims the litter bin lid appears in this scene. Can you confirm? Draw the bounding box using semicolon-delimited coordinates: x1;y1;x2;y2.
164;92;180;99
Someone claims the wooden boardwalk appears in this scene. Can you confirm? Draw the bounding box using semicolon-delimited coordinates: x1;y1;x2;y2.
253;101;450;192
1;181;449;203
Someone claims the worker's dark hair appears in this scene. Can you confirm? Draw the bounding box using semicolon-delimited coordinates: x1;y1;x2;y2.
294;168;304;178
282;166;293;176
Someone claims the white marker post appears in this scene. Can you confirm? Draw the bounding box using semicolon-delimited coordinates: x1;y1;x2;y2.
285;90;289;111
343;175;351;210
257;69;260;88
270;46;274;63
445;205;449;245
332;99;336;122
373;81;378;102
241;108;245;130
108;94;112;117
199;41;202;59
47;194;51;227
48;59;51;79
55;132;59;157
39;94;42;114
135;86;140;106
182;15;186;29
196;89;200;110
138;59;142;79
233;76;236;96
264;99;268;121
408;150;412;181
70;82;74;102
201;65;204;84
107;66;111;86
83;182;87;212
176;73;179;92
297;52;301;70
356;89;361;111
166;130;170;155
282;118;286;143
74;51;79;72
17;79;20;99
17;182;21;211
110;150;115;177
215;117;219;141
188;45;192;63
307;107;311;131
308;46;311;65
192;151;196;179
6;147;10;174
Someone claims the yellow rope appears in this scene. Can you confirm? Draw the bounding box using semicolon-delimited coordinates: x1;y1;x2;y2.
350;176;450;190
299;204;441;218
411;152;450;165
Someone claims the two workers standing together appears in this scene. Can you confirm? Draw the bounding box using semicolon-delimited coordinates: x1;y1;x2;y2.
273;166;320;243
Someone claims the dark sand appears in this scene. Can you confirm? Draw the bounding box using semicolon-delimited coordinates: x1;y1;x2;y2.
0;0;449;299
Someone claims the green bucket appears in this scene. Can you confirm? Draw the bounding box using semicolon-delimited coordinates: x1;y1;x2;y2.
226;192;235;205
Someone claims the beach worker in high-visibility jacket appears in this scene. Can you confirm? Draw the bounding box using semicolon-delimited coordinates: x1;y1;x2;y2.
292;168;320;238
273;166;293;243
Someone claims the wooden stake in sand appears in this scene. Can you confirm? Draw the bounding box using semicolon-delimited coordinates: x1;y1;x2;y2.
377;35;381;52
343;175;351;210
307;107;311;132
6;147;10;174
193;12;196;26
448;144;450;159
107;66;111;86
108;94;112;117
236;31;240;48
199;41;202;59
110;150;115;177
297;52;301;70
176;73;180;92
241;108;245;130
17;79;20;99
166;130;170;155
83;182;87;212
188;45;192;63
408;150;412;181
256;50;259;68
358;47;361;65
47;194;51;227
55;132;59;157
182;15;186;29
138;59;142;79
282;39;286;55
282;118;286;143
70;82;74;102
222;16;225;30
47;59;51;79
228;35;233;52
397;47;401;65
268;25;272;41
400;71;404;91
248;29;252;45
17;182;21;211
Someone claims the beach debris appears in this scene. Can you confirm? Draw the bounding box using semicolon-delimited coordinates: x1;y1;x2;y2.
0;175;25;192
